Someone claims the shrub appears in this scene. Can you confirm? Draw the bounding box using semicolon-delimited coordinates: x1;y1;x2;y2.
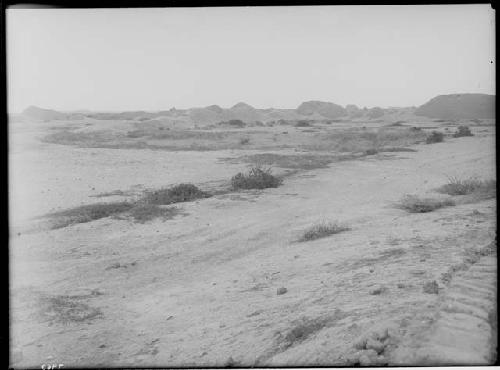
453;125;473;138
295;120;312;127
239;137;250;145
48;202;134;229
396;195;455;213
426;131;444;144
228;119;245;127
437;177;496;198
231;166;282;190
142;183;211;205
364;148;378;155
299;221;350;242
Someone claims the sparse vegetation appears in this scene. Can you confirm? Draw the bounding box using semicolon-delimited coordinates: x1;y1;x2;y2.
47;202;134;229
426;131;444;144
453;125;473;138
231;166;282;190
45;183;212;228
222;119;245;128
437;177;496;199
128;204;180;223
230;153;352;170
396;195;455;213
312;127;426;153
364;148;378;155
299;221;350;242
295;120;312;127
142;183;211;205
40;295;103;324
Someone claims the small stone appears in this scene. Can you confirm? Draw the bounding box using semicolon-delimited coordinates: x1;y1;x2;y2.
397;283;406;289
99;344;106;348
366;338;385;354
369;285;387;295
369;267;375;273
277;287;288;295
91;288;105;296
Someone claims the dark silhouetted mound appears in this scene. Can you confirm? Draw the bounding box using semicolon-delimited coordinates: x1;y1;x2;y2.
296;101;347;119
415;94;495;119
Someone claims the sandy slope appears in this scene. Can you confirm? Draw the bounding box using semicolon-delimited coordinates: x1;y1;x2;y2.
9;127;497;367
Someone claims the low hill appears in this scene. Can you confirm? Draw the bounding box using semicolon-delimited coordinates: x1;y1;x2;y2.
22;106;68;121
415;94;495;119
296;101;347;119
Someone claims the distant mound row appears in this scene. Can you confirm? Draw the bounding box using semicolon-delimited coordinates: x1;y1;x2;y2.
415;94;495;119
20;93;495;123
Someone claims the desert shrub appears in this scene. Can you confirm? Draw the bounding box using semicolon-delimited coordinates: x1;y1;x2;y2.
453;125;473;138
410;126;422;132
426;131;444;144
239;137;250;145
387;121;406;127
231;166;282;190
128;204;179;223
299;221;350;242
228;119;245;127
295;120;312;127
142;183;211;205
437;177;496;198
396;195;455;213
364;148;378;155
48;202;134;229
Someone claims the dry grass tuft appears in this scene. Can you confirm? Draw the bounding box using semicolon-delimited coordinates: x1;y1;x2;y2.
453;125;474;138
47;202;134;229
128;204;180;223
437;177;495;196
426;131;444;144
299;221;350;242
396;195;455;213
142;183;211;205
436;177;496;202
231;166;283;190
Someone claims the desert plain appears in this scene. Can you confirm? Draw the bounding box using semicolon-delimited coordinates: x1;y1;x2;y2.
9;98;497;367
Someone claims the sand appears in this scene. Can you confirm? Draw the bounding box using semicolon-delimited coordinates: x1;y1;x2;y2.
9;118;497;367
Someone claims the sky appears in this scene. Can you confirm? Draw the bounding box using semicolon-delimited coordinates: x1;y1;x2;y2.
6;5;495;113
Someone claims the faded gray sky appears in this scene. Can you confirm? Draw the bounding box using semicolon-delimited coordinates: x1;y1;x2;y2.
7;5;495;113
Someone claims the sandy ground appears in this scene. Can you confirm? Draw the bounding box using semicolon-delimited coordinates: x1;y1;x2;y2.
9;120;497;367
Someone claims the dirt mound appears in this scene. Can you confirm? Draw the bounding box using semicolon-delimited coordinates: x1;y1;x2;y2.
415;94;495;119
296;101;347;119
